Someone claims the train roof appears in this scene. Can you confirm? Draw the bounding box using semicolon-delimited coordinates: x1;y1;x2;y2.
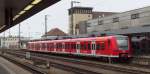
28;35;121;44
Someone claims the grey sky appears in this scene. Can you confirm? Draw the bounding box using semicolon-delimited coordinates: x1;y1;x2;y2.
1;0;150;38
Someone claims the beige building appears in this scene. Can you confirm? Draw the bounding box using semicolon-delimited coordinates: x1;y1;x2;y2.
0;36;30;49
68;7;117;35
68;7;93;35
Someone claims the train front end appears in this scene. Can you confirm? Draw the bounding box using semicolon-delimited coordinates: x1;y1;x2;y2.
110;35;132;61
115;35;132;60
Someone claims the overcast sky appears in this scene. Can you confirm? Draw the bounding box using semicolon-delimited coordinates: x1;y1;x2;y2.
1;0;150;39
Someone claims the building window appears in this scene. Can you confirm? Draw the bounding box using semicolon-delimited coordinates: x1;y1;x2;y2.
86;23;91;27
113;17;119;23
98;20;103;25
131;13;139;19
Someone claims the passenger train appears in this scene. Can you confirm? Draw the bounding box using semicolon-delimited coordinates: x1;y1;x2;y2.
27;35;132;60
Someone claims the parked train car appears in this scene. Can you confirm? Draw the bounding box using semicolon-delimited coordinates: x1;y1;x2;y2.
27;35;132;60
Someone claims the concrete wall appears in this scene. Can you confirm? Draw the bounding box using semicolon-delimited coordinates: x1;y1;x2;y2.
86;6;150;34
69;13;92;35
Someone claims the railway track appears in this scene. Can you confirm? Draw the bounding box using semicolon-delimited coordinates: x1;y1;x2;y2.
1;49;150;74
0;52;49;74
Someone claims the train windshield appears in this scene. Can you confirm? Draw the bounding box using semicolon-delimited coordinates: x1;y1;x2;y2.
116;36;128;50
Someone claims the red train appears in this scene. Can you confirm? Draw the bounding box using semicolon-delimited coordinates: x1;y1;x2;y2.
27;35;132;60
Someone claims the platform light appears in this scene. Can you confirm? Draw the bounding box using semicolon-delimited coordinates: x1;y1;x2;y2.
32;0;42;4
13;0;42;21
0;25;6;30
24;5;34;10
18;11;26;15
13;15;20;21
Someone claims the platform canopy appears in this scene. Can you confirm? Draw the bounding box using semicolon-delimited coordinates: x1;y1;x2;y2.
0;0;60;32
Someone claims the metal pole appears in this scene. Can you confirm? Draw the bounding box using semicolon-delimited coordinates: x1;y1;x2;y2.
45;15;48;39
3;32;5;49
71;1;73;35
18;23;21;49
9;28;11;37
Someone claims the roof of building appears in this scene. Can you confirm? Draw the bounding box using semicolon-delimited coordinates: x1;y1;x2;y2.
43;28;68;36
92;12;118;19
69;6;93;10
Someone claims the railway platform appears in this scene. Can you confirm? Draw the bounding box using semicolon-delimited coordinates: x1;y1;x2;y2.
0;56;32;74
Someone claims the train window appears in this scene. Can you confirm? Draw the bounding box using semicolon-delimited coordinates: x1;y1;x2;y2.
76;44;80;49
52;44;54;49
117;37;128;50
56;44;58;49
42;43;45;48
65;44;67;49
74;44;76;49
69;44;71;49
66;44;69;49
96;44;100;50
81;44;85;49
83;43;87;49
59;43;62;49
71;44;74;49
47;43;49;49
71;44;75;49
108;39;111;48
62;44;64;49
101;43;105;49
59;44;61;49
88;43;91;50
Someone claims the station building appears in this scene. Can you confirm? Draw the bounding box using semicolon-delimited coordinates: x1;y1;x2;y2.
77;6;150;55
42;28;68;40
0;36;30;49
68;7;117;35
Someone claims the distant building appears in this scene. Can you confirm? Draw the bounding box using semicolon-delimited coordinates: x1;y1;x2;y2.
42;28;68;40
68;6;117;35
81;6;150;35
0;36;30;49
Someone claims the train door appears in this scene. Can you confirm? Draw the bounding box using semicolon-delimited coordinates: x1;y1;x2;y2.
45;43;48;52
91;41;96;56
50;43;55;52
54;42;56;52
62;42;65;53
56;42;61;52
36;43;40;51
80;41;91;55
58;43;63;52
95;41;102;55
33;43;35;51
64;42;70;53
42;43;46;52
70;42;76;54
76;41;80;54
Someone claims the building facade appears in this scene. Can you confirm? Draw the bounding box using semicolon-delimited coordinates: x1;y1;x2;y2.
83;6;150;35
68;7;93;35
0;36;30;49
68;7;117;35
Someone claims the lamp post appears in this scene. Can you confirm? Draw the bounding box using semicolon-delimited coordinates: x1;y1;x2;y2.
44;15;50;39
3;32;5;49
18;23;21;49
70;1;80;35
45;15;47;39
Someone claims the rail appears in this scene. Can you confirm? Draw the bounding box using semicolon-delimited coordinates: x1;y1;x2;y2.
1;49;150;74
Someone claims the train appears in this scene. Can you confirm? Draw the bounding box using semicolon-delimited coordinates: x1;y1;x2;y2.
27;35;132;61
